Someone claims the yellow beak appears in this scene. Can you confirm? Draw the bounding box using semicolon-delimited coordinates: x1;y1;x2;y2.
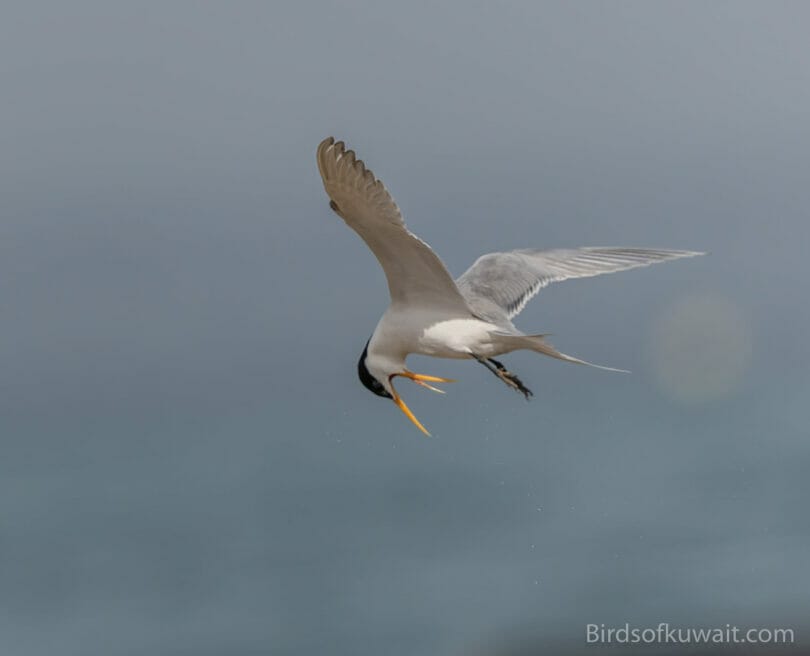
389;371;456;436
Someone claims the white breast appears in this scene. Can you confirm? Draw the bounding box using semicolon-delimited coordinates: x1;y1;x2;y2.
368;305;507;362
417;318;501;358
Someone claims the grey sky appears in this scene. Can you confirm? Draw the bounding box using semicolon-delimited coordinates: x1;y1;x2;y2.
2;2;809;655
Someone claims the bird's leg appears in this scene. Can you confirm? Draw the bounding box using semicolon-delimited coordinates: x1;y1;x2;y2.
472;355;533;400
492;360;534;400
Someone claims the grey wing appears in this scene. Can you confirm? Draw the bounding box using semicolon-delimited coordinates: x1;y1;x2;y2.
317;137;472;314
456;247;704;322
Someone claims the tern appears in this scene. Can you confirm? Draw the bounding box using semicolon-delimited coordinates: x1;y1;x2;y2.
317;137;703;435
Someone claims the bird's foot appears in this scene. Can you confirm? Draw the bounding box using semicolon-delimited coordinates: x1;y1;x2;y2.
473;355;534;399
495;367;533;400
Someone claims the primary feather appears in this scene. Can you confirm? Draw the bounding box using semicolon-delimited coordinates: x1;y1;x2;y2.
316;137;471;313
456;247;704;323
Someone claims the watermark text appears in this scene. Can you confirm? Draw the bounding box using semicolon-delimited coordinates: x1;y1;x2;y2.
586;623;795;646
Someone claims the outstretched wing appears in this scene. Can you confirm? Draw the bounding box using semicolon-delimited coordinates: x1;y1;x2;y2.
456;247;704;322
316;137;471;314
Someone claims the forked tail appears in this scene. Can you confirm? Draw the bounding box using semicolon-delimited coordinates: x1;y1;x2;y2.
523;334;630;373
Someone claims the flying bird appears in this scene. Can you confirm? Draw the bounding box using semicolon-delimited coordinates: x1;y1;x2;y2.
316;137;703;435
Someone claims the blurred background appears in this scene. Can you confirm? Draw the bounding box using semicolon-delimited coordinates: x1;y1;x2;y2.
2;2;809;654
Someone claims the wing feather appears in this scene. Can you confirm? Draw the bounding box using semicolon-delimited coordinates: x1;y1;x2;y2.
457;247;704;322
317;137;471;313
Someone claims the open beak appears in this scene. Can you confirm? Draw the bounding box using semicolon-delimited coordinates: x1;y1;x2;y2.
389;371;456;436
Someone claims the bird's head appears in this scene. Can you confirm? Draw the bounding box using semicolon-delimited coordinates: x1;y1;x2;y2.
357;342;454;436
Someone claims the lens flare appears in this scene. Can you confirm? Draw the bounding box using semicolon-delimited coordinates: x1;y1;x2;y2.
650;294;751;404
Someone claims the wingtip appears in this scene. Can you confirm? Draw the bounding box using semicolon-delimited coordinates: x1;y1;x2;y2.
654;248;706;259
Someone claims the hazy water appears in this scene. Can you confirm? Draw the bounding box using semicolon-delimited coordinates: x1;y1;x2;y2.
2;3;809;655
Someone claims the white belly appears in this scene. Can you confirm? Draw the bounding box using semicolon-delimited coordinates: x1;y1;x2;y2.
417;318;501;358
369;308;508;360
